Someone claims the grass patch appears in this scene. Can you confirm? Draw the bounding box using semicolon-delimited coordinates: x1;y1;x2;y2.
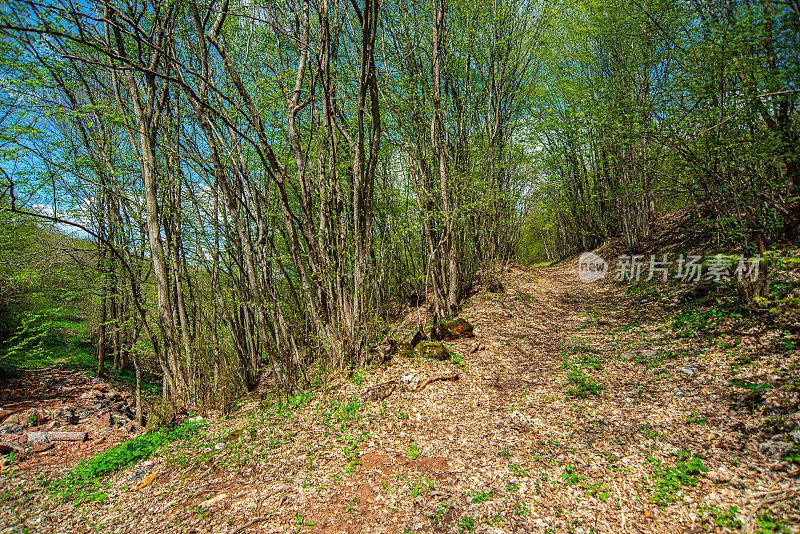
50;419;207;502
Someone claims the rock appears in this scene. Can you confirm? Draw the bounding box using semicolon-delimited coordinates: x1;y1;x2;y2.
760;439;794;459
416;341;450;361
410;328;427;348
361;381;398;402
199;493;227;508
130;472;158;491
53;408;79;425
44;431;87;442
0;409;14;423
399;374;420;390
639;349;657;358
678;367;695;376
705;469;731;484
648;366;672;376
443;318;474;338
30;442;54;454
0;424;23;435
33;409;50;425
620;352;636;361
27;432;49;446
433;317;475;341
2;413;22;425
374;342;395;362
510;411;531;432
96;411;114;428
74;408;92;421
0;442;24;454
214;442;225;451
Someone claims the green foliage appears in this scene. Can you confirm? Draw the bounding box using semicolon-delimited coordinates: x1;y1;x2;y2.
50;420;207;502
756;511;788;534
565;368;604;398
470;490;492;504
457;516;476;532
671;306;742;338
731;380;772;392
698;504;741;529
646;451;708;506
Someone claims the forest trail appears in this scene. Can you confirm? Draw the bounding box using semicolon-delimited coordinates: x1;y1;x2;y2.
3;259;798;533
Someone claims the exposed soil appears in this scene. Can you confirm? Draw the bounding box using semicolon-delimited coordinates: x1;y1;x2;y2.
2;258;799;534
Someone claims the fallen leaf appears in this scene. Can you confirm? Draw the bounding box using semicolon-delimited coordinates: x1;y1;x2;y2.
199;493;228;508
130;472;158;492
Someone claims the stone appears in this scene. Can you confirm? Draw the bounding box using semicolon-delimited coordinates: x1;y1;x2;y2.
0;410;14;423
214;442;225;450
0;442;24;454
27;432;49;446
44;431;87;442
510;411;531;432
433;317;475;341
96;412;114;428
409;328;427;348
620;352;636;361
678;367;695;376
705;469;731;484
442;317;474;339
361;381;398;402
2;413;22;425
399;374;420;390
416;341;450;361
74;408;93;421
374;342;395;362
199;493;227;507
0;424;23;435
53;408;79;425
30;443;54;454
33;409;50;425
760;439;794;459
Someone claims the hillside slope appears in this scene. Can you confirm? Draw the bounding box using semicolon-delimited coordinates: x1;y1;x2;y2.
3;258;799;533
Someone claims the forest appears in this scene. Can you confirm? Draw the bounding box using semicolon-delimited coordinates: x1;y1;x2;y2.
0;0;798;530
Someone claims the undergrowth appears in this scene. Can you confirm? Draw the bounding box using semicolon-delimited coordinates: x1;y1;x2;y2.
647;451;708;506
49;419;207;502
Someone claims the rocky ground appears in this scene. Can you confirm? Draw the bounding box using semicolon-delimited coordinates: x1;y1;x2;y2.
0;368;141;475
2;258;799;533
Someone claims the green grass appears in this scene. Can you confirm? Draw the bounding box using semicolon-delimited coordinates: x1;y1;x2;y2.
50;419;207;502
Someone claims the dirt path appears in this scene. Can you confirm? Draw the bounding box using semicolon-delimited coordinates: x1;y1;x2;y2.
4;259;797;533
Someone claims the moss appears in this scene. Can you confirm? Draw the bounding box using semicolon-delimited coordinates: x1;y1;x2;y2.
442;317;475;339
416;341;450;361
